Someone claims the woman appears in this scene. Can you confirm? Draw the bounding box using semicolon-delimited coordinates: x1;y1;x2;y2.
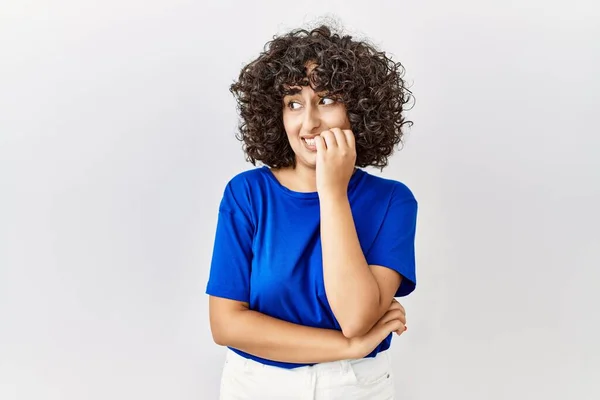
206;24;418;399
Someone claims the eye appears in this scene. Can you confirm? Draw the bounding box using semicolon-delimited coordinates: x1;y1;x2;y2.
320;96;336;105
287;101;302;110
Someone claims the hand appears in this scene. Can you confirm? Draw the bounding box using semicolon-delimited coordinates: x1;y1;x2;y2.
349;299;407;359
314;128;357;197
388;299;407;335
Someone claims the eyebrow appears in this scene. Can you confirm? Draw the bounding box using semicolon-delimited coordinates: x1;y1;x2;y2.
282;90;332;99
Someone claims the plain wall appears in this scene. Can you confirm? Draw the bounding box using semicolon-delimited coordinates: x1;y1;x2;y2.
1;1;599;399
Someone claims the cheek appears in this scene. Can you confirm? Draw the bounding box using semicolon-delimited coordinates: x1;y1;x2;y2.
328;106;351;128
341;115;351;129
282;116;300;141
282;112;302;130
328;115;351;130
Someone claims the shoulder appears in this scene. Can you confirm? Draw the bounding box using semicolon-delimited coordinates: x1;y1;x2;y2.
358;169;417;205
223;167;268;195
218;167;270;217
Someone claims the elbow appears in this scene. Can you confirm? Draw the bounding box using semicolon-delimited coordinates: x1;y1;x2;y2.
210;323;229;346
211;314;242;346
210;316;236;346
211;328;228;346
340;319;374;339
210;313;246;346
336;302;380;338
208;296;248;347
341;328;366;339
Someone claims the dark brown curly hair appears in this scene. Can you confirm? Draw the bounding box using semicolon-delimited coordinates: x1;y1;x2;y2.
229;24;414;169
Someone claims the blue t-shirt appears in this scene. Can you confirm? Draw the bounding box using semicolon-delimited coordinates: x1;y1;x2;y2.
205;166;418;369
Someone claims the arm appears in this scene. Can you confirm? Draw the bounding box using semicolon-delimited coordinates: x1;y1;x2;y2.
315;128;417;338
205;181;382;364
209;296;353;364
209;296;403;364
320;194;401;338
206;174;410;362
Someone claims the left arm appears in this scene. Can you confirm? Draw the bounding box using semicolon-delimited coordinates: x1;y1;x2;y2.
315;128;412;338
319;193;402;338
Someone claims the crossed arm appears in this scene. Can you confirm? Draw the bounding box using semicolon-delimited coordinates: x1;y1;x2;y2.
208;126;415;363
319;192;402;338
208;194;405;364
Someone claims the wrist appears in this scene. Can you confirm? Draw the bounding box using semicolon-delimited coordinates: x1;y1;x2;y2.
318;189;348;203
346;336;365;359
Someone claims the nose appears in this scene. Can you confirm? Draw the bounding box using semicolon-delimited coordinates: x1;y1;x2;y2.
302;104;321;134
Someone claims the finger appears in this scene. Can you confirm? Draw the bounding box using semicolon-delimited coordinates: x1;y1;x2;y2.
394;325;408;335
381;308;403;320
381;309;406;325
387;303;403;314
388;300;402;310
398;314;407;326
387;302;405;317
330;128;348;148
372;319;404;344
397;302;406;316
385;319;405;335
395;326;408;335
390;299;406;315
342;129;355;149
320;130;337;149
314;135;326;153
390;309;406;325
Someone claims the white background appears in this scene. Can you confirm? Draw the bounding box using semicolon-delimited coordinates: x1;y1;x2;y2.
1;1;599;399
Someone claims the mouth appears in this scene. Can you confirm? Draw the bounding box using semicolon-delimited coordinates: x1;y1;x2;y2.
301;137;317;152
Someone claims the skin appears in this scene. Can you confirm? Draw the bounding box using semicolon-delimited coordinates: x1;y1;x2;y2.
209;298;406;364
278;81;405;337
208;67;407;363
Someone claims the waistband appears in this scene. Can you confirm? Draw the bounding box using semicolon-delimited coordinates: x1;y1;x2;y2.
224;348;389;376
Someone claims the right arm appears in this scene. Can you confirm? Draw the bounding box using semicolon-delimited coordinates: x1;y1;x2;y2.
209;296;406;364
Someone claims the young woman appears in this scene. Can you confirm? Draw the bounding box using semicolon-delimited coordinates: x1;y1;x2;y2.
206;24;418;399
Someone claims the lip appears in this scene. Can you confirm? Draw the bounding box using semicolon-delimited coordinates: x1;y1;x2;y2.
301;136;318;152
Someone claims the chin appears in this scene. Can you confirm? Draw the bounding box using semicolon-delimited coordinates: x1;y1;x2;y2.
295;155;317;169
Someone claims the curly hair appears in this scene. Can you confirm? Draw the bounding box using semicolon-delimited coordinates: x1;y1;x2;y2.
229;24;414;169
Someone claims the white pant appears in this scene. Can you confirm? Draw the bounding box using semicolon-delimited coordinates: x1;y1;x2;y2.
219;349;395;400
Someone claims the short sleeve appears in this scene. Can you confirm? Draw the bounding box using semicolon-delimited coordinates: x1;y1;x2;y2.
205;182;254;302
365;186;418;297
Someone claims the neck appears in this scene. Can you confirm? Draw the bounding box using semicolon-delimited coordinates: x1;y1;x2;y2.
272;163;318;193
271;163;358;194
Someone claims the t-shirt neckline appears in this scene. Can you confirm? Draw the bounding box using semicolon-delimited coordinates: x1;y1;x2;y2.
260;166;365;199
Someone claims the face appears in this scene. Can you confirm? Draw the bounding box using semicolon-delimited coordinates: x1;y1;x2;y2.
282;85;351;169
